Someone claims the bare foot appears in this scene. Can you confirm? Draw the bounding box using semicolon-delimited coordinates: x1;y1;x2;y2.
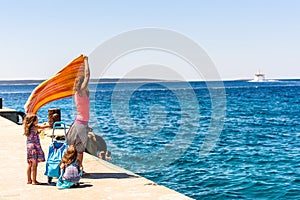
27;181;32;184
32;181;41;185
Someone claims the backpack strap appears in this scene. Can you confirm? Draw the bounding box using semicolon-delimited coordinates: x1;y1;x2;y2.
73;158;79;167
73;158;83;176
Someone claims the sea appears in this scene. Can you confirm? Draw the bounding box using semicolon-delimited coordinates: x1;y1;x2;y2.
1;79;300;199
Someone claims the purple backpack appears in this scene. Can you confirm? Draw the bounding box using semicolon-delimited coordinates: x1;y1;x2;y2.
62;159;81;182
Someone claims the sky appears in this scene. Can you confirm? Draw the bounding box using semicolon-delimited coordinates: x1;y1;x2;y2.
0;0;299;80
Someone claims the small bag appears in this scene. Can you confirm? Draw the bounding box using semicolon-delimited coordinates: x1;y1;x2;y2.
57;169;75;189
56;159;82;189
63;161;81;182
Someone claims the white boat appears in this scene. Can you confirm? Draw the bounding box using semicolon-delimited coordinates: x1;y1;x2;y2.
249;71;266;82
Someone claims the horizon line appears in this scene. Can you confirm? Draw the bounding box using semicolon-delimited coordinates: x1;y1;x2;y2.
0;77;300;82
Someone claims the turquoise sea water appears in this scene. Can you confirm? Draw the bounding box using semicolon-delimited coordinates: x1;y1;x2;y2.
1;80;300;199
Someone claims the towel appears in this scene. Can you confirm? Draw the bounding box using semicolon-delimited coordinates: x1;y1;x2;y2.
24;55;85;114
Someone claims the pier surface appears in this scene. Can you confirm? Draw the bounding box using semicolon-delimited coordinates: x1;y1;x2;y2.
0;116;192;200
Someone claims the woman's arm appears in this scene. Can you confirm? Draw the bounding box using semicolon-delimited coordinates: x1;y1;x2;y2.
80;56;90;90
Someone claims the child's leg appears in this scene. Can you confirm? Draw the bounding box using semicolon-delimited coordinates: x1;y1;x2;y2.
27;162;32;184
31;161;40;185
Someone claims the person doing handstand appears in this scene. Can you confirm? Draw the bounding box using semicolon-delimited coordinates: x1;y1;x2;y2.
66;56;90;171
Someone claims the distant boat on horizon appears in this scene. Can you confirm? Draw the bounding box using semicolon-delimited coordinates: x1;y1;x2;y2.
249;71;268;82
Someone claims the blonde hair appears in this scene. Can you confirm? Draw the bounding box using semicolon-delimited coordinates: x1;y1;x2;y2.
23;113;37;137
74;75;89;97
61;145;78;166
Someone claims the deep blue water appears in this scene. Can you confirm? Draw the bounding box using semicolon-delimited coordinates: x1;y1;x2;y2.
1;80;300;199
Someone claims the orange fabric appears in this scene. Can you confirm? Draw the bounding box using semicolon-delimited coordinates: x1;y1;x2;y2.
24;55;85;114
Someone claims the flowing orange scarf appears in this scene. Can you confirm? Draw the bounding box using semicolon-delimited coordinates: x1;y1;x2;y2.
24;55;85;114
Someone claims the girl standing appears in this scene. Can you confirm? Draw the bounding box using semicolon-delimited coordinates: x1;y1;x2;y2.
24;114;49;185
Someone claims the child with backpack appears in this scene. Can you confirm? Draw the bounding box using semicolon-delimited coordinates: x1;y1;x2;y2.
57;145;83;189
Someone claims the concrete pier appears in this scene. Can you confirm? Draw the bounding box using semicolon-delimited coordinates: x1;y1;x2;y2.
0;116;192;200
0;107;25;125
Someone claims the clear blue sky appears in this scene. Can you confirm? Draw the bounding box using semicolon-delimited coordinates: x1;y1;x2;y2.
0;0;299;80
